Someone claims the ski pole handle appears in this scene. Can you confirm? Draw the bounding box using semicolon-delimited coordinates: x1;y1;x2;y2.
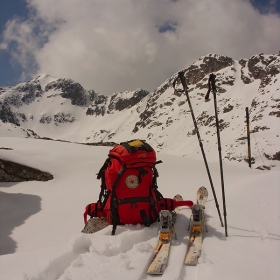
209;73;217;92
172;71;187;93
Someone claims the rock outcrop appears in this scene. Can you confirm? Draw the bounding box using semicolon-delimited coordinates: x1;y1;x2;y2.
0;158;53;182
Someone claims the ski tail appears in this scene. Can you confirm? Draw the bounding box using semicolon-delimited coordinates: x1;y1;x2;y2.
147;194;183;275
185;187;208;266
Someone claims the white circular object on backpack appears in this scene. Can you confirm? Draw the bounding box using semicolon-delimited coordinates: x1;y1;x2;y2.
125;175;139;189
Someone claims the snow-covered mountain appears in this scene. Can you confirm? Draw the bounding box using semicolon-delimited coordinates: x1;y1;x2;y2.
0;53;279;169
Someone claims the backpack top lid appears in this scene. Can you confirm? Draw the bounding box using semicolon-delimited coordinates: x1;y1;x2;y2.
109;140;156;165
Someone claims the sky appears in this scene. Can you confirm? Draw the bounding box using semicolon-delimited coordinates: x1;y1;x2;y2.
0;0;280;95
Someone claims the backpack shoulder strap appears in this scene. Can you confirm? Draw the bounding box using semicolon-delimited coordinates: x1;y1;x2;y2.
96;158;111;209
110;165;126;235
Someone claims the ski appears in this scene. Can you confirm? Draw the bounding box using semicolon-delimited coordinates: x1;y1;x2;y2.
147;195;182;275
185;186;208;266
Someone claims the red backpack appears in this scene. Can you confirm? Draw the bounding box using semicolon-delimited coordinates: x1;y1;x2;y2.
84;140;193;235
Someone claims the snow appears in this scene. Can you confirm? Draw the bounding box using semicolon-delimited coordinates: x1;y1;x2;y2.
1;53;279;174
0;137;279;280
35;75;58;91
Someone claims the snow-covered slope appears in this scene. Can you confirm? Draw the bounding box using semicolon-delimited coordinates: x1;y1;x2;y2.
0;138;279;280
0;53;279;170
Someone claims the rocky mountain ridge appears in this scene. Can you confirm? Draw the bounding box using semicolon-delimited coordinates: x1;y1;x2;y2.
0;53;279;170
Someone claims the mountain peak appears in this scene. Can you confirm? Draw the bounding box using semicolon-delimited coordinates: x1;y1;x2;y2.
0;53;279;170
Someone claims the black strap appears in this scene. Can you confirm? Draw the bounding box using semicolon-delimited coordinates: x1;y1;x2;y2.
112;224;117;235
97;158;110;179
110;165;126;235
150;205;158;223
159;198;174;211
138;167;148;184
151;166;164;201
100;190;111;209
140;210;151;227
97;158;110;205
205;73;216;100
117;197;150;205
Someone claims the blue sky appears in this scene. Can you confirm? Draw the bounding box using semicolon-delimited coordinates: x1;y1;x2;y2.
0;0;29;86
0;0;279;94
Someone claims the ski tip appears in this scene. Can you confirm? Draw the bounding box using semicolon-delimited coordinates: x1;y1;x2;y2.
196;187;208;207
173;194;183;201
197;186;208;196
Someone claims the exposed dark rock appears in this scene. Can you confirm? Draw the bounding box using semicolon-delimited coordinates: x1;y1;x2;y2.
239;58;247;67
107;89;149;113
82;142;117;147
54;112;75;124
88;90;98;101
197;111;215;126
264;151;280;161
216;119;230;131
16;112;27;122
20;83;42;104
132;109;154;132
39;114;52;124
45;79;88;106
86;107;103;116
237;136;247;141
269;111;280;117
244;54;280;87
0;81;42;124
184;54;235;86
247;55;267;80
86;94;107;116
256;165;272;170
241;68;254;84
0;159;53;182
0;102;20;125
223;104;234;113
26;129;40;138
251;126;270;133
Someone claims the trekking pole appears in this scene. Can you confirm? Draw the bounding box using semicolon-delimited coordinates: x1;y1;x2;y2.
207;74;228;237
245;107;252;168
173;71;224;227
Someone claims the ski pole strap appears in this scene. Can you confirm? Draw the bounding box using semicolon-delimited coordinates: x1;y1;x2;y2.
172;74;185;93
205;73;216;100
209;73;217;92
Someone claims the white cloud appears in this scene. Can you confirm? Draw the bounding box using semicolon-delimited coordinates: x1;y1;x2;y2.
1;0;280;94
